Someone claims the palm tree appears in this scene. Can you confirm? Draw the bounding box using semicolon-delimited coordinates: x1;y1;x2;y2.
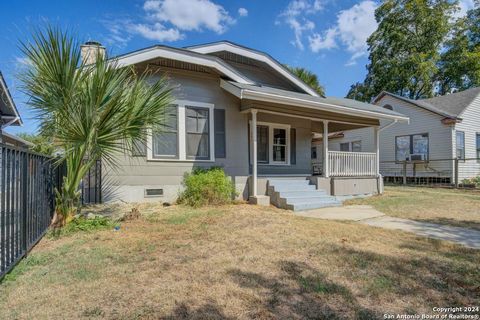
19;27;172;227
286;66;326;97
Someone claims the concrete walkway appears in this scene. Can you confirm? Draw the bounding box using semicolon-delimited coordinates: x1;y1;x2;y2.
299;205;480;249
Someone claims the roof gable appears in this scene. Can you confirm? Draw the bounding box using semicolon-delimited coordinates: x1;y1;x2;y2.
110;45;254;85
186;41;320;97
374;88;480;121
0;72;22;126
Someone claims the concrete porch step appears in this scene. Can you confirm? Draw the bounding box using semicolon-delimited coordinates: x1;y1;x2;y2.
268;179;311;187
277;190;328;197
269;184;317;192
286;200;342;211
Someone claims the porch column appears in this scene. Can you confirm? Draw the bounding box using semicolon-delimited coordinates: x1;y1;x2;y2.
374;126;380;176
251;109;258;197
323;120;329;178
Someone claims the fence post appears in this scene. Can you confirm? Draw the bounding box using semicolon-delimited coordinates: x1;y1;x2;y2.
402;161;407;185
454;157;459;188
22;153;28;253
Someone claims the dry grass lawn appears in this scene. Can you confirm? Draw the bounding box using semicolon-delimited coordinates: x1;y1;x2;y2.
0;203;479;319
346;186;480;230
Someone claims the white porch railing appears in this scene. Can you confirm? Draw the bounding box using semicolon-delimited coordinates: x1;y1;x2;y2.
328;151;377;177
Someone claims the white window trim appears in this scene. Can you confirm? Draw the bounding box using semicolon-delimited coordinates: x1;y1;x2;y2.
147;100;215;162
250;121;291;166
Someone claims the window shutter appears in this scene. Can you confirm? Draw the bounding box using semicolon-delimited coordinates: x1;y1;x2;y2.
290;128;296;165
214;109;226;158
132;138;147;157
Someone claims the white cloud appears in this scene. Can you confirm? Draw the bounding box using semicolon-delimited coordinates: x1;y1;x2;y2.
142;0;234;34
105;0;235;45
127;23;183;41
278;0;324;50
238;7;248;17
308;0;377;65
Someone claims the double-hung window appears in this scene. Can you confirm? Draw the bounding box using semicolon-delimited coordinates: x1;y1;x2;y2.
186;107;210;160
152;105;178;159
456;131;465;160
339;141;362;152
148;100;215;161
272;128;287;163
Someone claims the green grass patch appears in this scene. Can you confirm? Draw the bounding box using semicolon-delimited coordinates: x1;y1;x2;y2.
48;216;117;238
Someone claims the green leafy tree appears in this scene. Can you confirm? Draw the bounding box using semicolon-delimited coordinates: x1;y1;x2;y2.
349;0;455;101
17;133;56;156
19;27;172;227
438;2;480;94
286;66;326;97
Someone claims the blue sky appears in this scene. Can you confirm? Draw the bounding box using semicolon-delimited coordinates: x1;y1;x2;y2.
0;0;475;135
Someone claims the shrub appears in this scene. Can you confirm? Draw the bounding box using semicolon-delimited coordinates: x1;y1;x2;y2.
49;215;115;238
178;167;236;207
462;176;480;188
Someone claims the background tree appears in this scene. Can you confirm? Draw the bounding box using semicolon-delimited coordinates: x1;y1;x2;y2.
286;66;326;97
438;2;480;94
19;27;172;227
17;132;56;156
348;0;456;102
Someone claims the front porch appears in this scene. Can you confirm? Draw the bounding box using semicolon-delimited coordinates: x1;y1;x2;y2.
246;108;383;210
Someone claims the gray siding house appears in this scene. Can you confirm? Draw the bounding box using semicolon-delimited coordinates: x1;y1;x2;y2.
93;41;408;210
327;88;480;183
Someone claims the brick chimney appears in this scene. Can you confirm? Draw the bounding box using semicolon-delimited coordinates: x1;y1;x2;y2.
80;41;106;65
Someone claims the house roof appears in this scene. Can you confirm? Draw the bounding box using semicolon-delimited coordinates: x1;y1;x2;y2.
2;132;34;147
222;81;409;122
0;71;22;126
109;44;255;85
374;87;480;120
185;41;320;97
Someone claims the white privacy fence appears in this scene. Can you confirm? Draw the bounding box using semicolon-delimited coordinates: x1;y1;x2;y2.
328;151;377;177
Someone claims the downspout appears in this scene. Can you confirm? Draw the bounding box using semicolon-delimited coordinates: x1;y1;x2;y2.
375;119;398;194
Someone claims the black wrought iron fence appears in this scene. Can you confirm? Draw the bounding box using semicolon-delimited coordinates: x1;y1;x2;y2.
381;157;480;188
0;144;60;279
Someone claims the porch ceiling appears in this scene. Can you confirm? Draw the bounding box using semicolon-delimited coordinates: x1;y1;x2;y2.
241;99;379;130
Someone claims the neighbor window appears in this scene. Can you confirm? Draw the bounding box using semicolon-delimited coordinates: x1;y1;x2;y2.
186;107;210;160
395;133;429;161
152;105;178;158
476;133;480;161
383;104;393;111
148;101;215;161
352;141;362;152
456;131;465;160
340;143;350;152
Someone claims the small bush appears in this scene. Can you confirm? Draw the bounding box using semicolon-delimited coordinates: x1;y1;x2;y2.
49;216;115;238
462;176;480;188
178;167;236;207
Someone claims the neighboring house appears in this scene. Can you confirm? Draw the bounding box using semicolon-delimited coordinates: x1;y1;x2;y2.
330;88;480;183
87;41;408;209
2;132;33;149
0;72;22;139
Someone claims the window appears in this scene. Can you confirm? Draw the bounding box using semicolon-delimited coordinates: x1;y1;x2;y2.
186;107;210;160
352;141;362;152
152;105;178;158
340;143;350;152
395;133;429;161
250;122;291;165
383;104;393;111
456;131;465;160
272;128;287;163
147;100;215;161
257;125;269;163
311;146;317;159
477;133;480;161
